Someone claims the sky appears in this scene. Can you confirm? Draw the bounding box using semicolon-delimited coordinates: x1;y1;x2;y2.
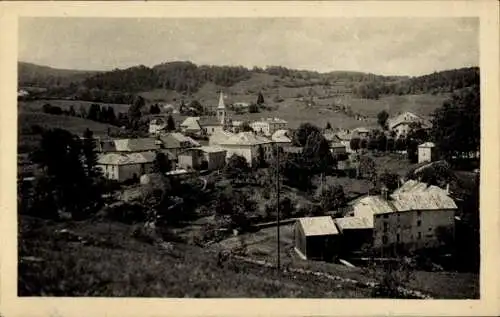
18;17;479;76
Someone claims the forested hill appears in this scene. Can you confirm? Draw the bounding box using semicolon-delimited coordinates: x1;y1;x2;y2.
18;62;101;88
18;61;479;100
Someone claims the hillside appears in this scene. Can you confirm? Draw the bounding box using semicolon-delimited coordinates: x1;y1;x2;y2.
18;62;100;88
18;111;120;153
18;215;373;298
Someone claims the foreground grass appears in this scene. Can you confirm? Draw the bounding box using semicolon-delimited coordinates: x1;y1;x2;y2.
212;225;479;299
18;216;372;298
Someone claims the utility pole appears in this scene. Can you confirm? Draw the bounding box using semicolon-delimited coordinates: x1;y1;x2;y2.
276;144;281;270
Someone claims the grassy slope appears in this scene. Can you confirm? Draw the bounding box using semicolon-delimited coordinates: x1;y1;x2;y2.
18;111;120;153
18;216;371;298
211;225;479;299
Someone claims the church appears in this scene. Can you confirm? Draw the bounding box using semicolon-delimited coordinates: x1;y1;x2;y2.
179;91;236;136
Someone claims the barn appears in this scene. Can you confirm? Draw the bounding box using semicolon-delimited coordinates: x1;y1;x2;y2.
294;216;340;261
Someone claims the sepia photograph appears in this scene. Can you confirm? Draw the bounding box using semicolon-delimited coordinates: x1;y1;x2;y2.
2;1;499;316
15;15;482;299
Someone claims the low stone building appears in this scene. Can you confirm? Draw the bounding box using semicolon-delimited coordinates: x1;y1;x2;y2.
97;151;156;182
418;142;438;163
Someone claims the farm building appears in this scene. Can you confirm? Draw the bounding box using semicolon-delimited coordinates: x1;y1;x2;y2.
418;142;438;163
177;146;227;171
97;151;156;182
387;111;431;138
294;216;340;261
158;133;200;158
148;117;168;135
334;216;373;253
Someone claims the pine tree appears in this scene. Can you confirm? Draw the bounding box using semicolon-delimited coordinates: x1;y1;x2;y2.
257;92;265;105
166;115;176;131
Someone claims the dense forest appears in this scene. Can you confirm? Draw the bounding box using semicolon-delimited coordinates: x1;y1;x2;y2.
18;61;479;104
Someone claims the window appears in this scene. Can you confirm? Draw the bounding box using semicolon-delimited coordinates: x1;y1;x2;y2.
428;227;433;231
383;222;388;232
382;236;388;244
417;220;422;227
417;232;422;240
396;234;400;243
383;214;389;219
417;211;422;217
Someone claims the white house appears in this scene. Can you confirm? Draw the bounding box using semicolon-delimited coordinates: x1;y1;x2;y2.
418;142;437;163
250;117;288;137
97;151;156;182
218;131;274;167
271;129;292;147
388;112;429;138
149;117;168;135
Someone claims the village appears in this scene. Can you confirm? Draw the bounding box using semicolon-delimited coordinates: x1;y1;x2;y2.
15;16;482;299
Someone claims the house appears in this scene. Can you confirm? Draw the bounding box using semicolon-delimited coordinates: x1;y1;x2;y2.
177;146;227;171
388;112;430;138
330;143;347;155
323;131;341;145
271;129;292;147
250;117;288;137
149;117;168;135
352;127;370;139
158;133;200;158
294;216;340;261
418;142;438;163
334;216;373;253
180;117;203;134
336;131;354;153
97;151;156;182
18;89;30;99
218;131;274;167
349;180;457;252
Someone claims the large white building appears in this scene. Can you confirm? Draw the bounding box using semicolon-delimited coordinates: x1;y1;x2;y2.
348;180;457;252
250;117;288;137
388;111;430;138
217;131;274;167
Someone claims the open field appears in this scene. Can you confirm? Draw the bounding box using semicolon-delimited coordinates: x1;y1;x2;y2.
19;216;372;298
211;225;479;299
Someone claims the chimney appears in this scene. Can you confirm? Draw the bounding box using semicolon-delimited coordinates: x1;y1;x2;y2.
445;183;450;195
381;186;389;200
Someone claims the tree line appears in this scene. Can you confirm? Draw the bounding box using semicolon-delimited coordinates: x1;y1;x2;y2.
354;67;479;99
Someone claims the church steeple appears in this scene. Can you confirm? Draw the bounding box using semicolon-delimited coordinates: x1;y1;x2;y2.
216;91;226;124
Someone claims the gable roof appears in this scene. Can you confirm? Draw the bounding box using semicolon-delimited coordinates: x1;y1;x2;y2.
219;132;272;146
323;132;341;143
388;111;424;130
180;117;202;130
160;133;200;149
110;138;159;152
209;130;236;146
97;151;156;166
198;116;222;127
217;92;226;109
271;129;292;143
418;142;435;148
297;216;339;236
335;216;373;230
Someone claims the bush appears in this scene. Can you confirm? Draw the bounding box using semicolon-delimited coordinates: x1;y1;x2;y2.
100;202;145;224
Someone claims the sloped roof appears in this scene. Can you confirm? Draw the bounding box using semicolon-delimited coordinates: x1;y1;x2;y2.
217;92;226;109
388;112;423;130
190;146;227;154
198;116;222;126
298;216;339;236
219;132;272;146
418;142;436;148
335;216;373;230
271;129;292;143
97;151;156;165
160;133;200;149
180;117;202;130
209;130;236;146
323;132;341;143
330;142;346;148
353;127;370;134
336;131;352;141
112;138;159;152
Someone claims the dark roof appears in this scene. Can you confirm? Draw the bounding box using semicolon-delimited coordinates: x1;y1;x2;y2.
198;117;222;126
